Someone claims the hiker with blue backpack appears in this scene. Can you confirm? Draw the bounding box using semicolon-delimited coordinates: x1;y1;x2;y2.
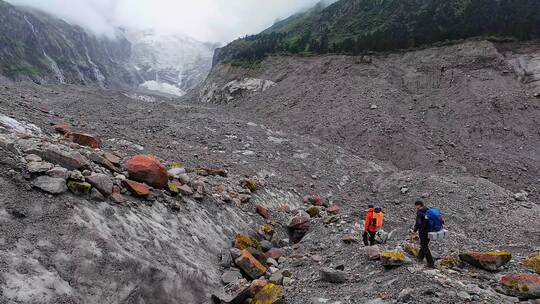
413;200;445;268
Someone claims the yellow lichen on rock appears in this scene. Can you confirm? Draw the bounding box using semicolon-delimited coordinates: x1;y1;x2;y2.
404;243;420;257
243;179;258;192
252;283;283;304
381;251;406;261
440;255;461;268
234;234;254;250
523;254;540;274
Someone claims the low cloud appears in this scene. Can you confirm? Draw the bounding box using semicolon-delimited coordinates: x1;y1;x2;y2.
6;0;334;42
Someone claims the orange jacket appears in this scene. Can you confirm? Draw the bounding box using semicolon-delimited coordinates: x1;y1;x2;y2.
364;208;375;232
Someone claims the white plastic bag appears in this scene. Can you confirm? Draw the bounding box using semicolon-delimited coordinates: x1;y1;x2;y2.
428;229;448;241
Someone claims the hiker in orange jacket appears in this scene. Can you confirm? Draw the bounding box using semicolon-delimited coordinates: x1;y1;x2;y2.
363;205;384;246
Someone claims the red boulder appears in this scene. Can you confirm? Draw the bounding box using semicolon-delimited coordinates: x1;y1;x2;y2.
66;132;102;149
126;155;168;189
124;180;151;197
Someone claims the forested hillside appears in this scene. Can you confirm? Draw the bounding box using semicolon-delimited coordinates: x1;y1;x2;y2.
215;0;540;63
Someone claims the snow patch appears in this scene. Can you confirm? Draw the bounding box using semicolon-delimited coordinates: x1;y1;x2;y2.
140;80;186;97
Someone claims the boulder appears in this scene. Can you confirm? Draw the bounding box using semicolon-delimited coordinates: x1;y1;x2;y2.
342;234;360;244
252;283;283;303
381;251;406;267
66;132;101;149
168;167;186;178
256;204;269;219
89;152;121;173
221;270;243;285
234;234;258;250
404;242;420;258
177;184;193;196
33;176;67;194
126;155;168;188
514;191;529;202
500;274;540;299
266;248;283;260
242;179;258;192
260;240;273;252
366;245;383;260
269;272;284;285
90;188;106;202
319;267;347;283
197;167;227;177
67;181;92;195
85;173;113;197
326;204;340;214
303;194;322;206
235;249;268;280
459;251;512;271
27;161;54;173
306;206;320;217
52;124;72;134
46;167;69;179
41;145;89;170
124;179;151;197
103;152;121;166
523;254;540;274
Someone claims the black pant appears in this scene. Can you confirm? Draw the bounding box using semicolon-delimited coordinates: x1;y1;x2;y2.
418;234;434;267
363;230;376;246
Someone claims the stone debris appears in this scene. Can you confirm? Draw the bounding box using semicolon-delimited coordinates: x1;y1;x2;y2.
32;176;67;194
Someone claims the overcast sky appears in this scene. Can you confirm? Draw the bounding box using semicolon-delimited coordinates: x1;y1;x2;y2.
6;0;326;43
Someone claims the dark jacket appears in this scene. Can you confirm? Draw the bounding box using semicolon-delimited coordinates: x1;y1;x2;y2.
414;207;429;235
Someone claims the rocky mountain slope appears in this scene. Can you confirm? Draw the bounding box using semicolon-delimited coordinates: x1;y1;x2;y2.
0;1;215;95
0;39;538;304
0;0;138;87
216;0;540;63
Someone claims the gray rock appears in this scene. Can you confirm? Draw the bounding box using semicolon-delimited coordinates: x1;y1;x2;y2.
47;166;69;179
33;176;67;194
270;271;283;285
90;188;106;202
261;240;273;252
40;144;90;170
27;161;54;173
366;245;383;260
220;249;233;268
178;173;190;184
86;173;113;197
319;267;347;283
168;167;186;178
457;291;471;301
266;257;279;267
70;170;85;181
24;154;42;162
221;270;242;285
514;191;528;201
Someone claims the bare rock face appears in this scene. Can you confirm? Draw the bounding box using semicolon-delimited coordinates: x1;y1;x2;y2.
201;78;276;103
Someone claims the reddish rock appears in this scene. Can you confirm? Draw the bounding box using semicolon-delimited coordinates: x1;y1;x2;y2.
124;180;151;197
256;204;270;219
197;167;228;177
304;194;322;206
126;155;168;189
326;204;341;214
52;124;72;135
66;132;101;149
265;248;283;260
89;153;121;173
459;251;512;272
500;273;540;299
288;213;310;231
103;152;121;165
178;184;193;196
235;249;267;280
279;205;291;213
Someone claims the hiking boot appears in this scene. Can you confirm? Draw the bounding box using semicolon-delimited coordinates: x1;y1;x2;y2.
426;264;436;269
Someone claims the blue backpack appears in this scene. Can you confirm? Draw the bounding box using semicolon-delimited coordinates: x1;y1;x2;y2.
425;208;443;232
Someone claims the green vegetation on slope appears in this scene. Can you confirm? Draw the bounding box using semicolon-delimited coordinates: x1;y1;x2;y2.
217;0;540;64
